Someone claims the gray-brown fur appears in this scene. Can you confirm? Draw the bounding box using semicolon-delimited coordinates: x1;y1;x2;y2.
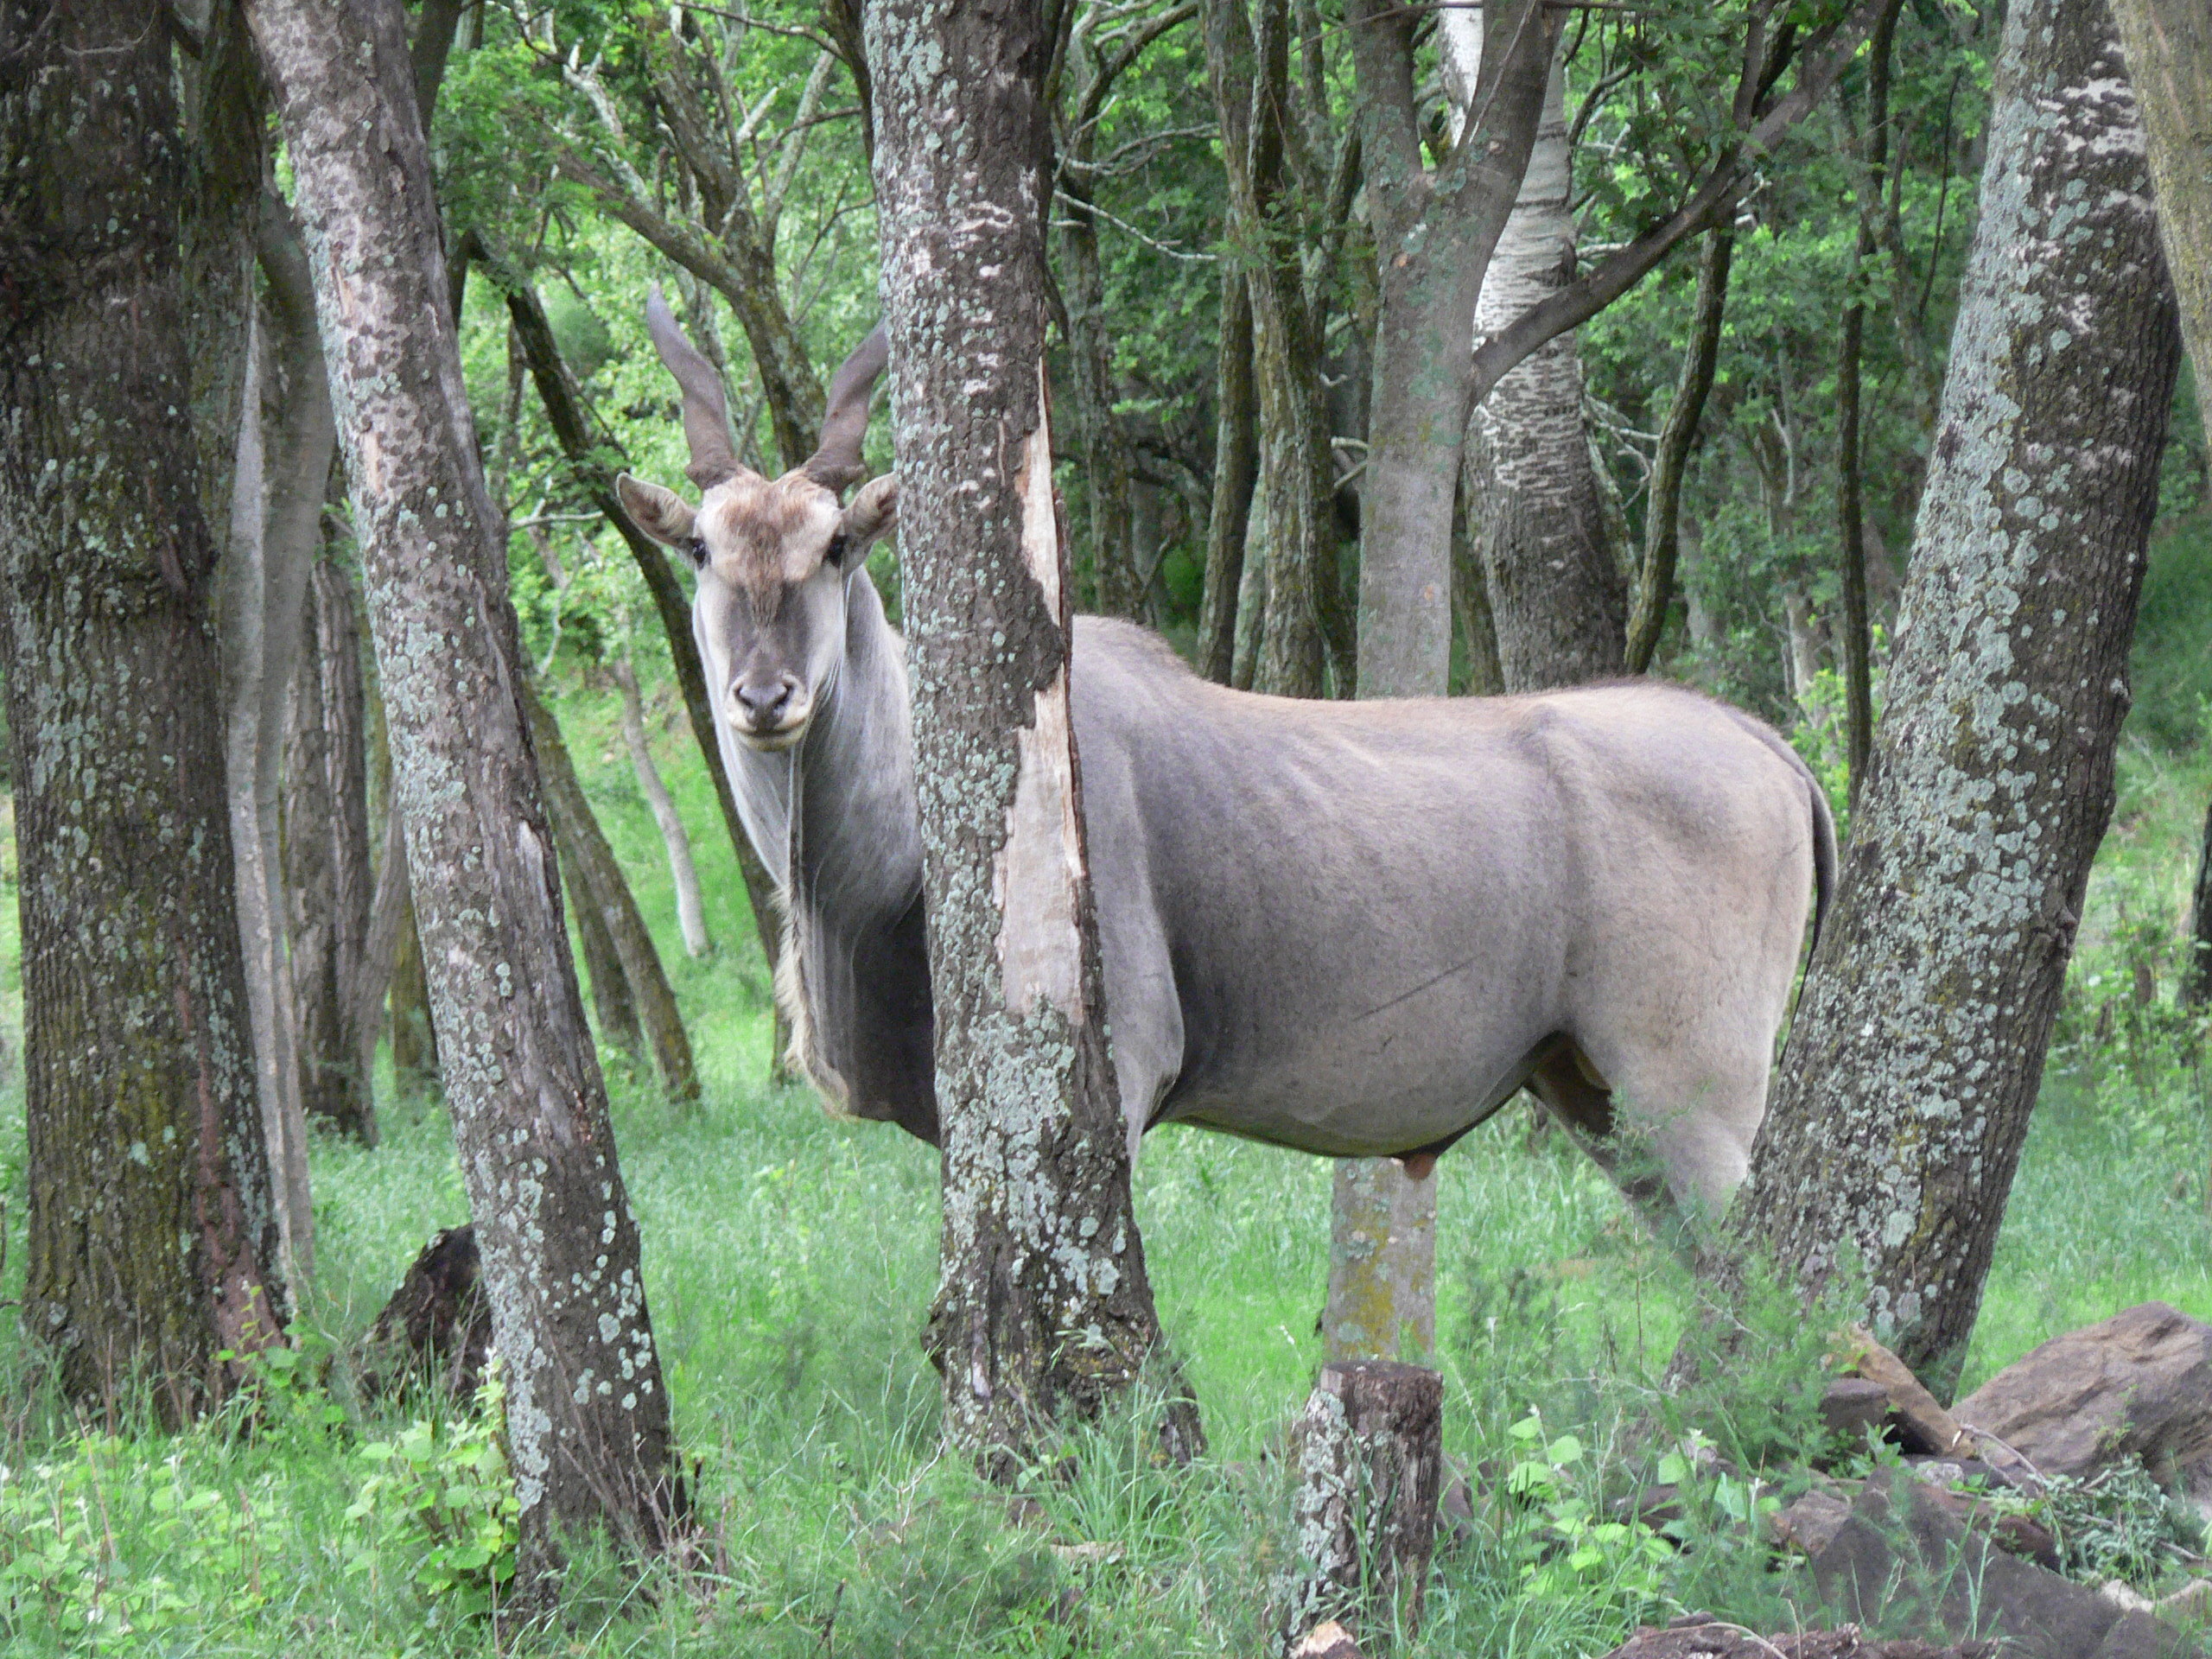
619;327;1834;1224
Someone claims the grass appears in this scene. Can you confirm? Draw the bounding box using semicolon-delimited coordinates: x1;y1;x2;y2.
0;512;2206;1653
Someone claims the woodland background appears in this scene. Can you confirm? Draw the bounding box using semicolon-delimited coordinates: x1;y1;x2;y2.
0;0;2208;1654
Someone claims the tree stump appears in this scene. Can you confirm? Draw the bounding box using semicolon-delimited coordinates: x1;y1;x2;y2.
1281;1361;1443;1649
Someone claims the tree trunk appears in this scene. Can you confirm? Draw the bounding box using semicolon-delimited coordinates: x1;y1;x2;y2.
564;842;641;1058
523;679;700;1112
1445;20;1625;692
245;0;676;1573
1205;0;1340;699
2110;0;2212;448
389;896;441;1092
1320;0;1550;1365
1058;123;1142;618
285;554;378;1143
2183;801;2212;1009
1451;476;1505;696
1351;0;1554;700
0;0;287;1417
1198;268;1258;684
1280;1361;1444;1646
1710;0;2178;1399
612;657;711;959
177;0;264;565
1836;3;1901;814
219;198;334;1279
1625;227;1732;675
870;0;1191;1471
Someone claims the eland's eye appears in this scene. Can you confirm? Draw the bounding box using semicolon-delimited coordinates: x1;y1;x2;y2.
826;531;850;566
687;535;708;564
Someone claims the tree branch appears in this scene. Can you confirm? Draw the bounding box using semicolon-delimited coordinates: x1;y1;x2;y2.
1469;0;1889;407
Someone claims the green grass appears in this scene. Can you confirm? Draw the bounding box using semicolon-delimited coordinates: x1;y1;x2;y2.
0;556;2207;1655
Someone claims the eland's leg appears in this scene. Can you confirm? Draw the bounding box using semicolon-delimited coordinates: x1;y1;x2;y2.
1523;1035;1759;1262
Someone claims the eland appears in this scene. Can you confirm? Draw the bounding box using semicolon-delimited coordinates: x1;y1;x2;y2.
614;302;1834;1237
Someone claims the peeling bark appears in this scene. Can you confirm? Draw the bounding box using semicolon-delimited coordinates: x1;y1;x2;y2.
245;0;675;1574
1713;0;2179;1398
0;0;286;1416
870;0;1190;1468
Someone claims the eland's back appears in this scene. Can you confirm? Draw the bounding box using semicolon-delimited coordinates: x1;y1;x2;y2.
1070;619;1830;1212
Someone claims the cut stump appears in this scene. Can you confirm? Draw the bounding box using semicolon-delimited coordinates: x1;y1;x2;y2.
1281;1360;1442;1649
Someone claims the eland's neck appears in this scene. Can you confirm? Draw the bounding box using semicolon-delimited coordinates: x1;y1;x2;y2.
722;572;923;932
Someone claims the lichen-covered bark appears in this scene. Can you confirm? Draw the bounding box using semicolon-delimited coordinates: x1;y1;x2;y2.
0;0;286;1417
244;0;675;1574
1323;1160;1435;1362
869;0;1187;1471
1446;22;1624;692
1719;0;2178;1397
284;556;378;1143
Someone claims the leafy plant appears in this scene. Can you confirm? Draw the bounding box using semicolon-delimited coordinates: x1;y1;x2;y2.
0;1434;281;1651
346;1364;519;1618
1501;1410;1676;1618
2012;1459;2204;1593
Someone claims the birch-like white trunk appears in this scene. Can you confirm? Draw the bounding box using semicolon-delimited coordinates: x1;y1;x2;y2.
1446;18;1626;690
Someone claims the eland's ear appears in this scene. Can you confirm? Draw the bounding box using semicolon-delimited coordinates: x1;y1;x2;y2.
836;474;898;563
615;473;699;555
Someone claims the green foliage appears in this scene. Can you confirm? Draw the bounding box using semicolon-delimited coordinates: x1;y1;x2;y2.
345;1369;518;1618
0;1433;284;1651
2005;1459;2206;1593
1500;1411;1674;1615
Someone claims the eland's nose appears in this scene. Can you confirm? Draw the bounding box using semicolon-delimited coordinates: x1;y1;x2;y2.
734;675;799;727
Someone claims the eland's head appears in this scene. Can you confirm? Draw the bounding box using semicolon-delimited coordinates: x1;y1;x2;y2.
616;289;895;753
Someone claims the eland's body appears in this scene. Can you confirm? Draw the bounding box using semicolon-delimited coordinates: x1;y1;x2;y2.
616;305;1834;1225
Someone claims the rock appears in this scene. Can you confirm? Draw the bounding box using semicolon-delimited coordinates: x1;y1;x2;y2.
1619;1483;1686;1531
357;1224;492;1402
1811;1469;2202;1658
1954;1304;2212;1502
1599;1613;1994;1657
1292;1620;1364;1659
1822;1377;1896;1443
1774;1488;1858;1558
1841;1329;1973;1458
